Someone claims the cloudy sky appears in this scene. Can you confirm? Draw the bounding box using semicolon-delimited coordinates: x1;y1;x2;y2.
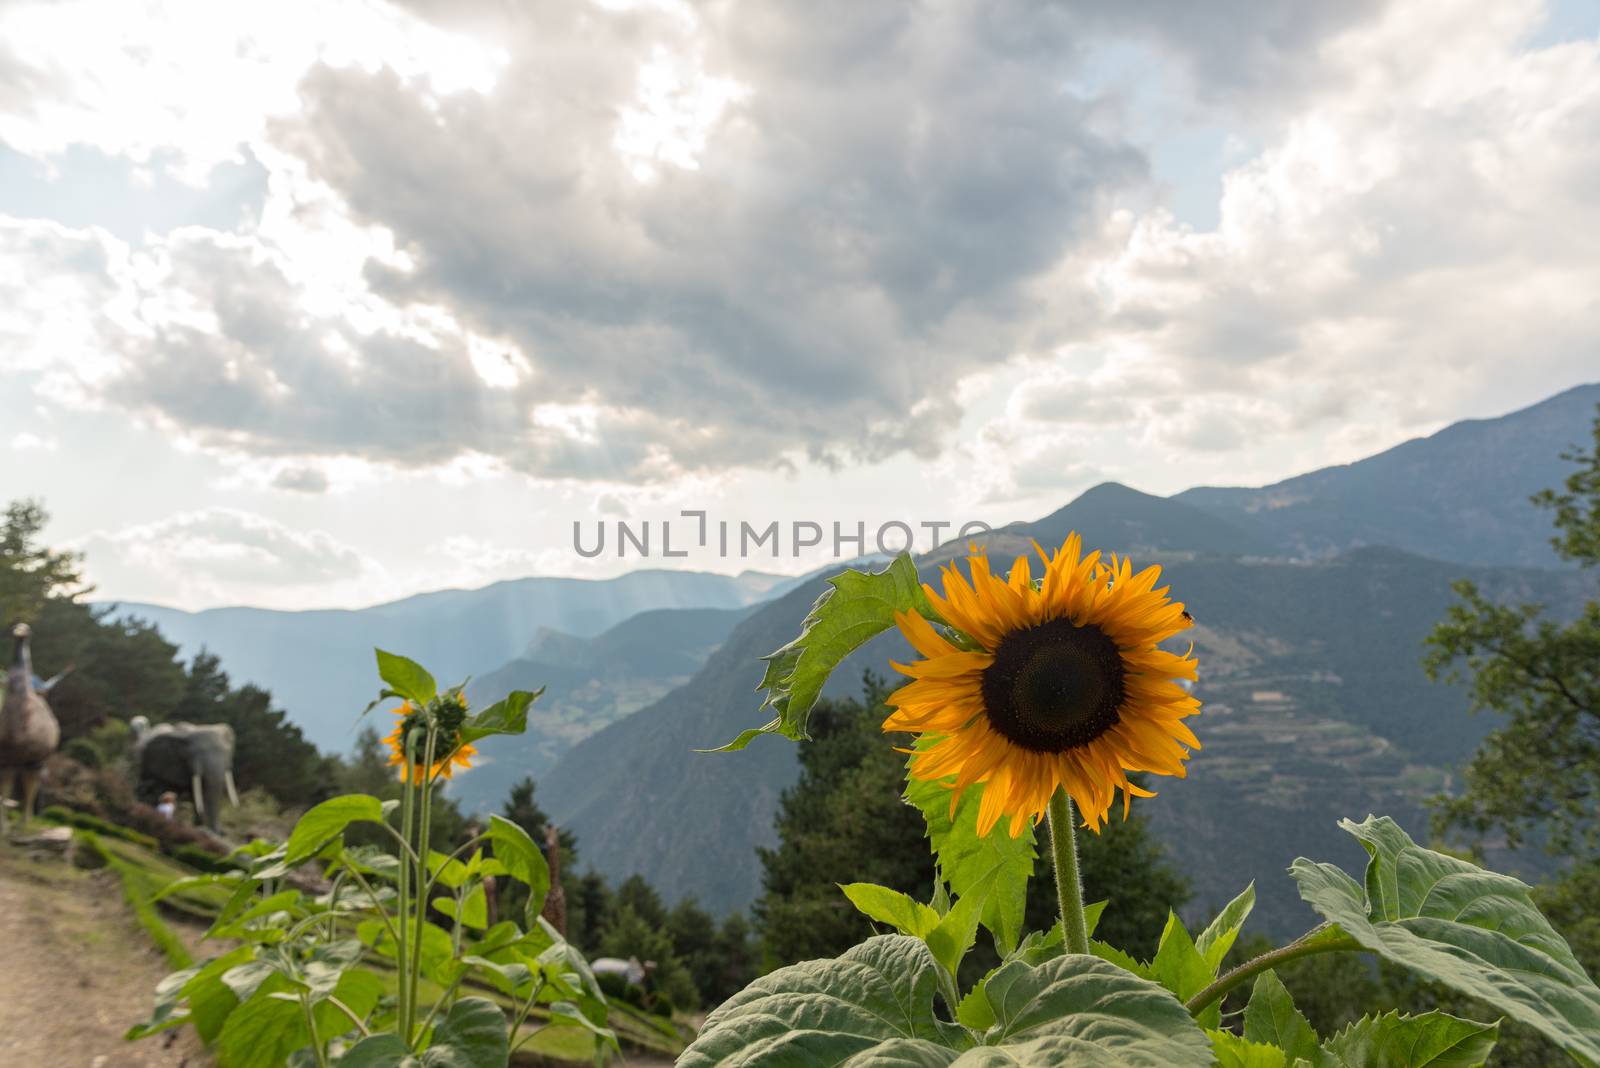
2;0;1596;609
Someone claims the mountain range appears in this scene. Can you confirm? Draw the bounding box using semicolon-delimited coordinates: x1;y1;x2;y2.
1176;383;1600;567
100;381;1600;938
537;383;1598;936
105;569;803;753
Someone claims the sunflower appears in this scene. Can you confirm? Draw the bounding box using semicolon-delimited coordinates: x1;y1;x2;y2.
885;533;1200;838
384;696;477;784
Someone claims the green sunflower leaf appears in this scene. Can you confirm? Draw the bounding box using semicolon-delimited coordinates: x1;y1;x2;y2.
1290;815;1600;1063
841;883;943;939
374;649;437;707
709;553;934;751
459;688;542;746
1207;1029;1287;1068
486;814;550;922
1243;972;1321;1066
1318;1010;1499;1067
970;954;1213;1064
1197;882;1256;972
284;794;385;866
676;935;968;1066
1148;911;1220;1028
903;738;1038;957
679;938;1211;1067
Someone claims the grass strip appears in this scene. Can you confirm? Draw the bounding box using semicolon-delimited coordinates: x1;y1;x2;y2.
77;829;194;970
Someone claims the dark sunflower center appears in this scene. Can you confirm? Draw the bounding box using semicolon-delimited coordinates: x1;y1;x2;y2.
980;617;1125;753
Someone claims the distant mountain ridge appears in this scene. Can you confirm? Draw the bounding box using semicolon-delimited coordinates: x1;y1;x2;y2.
89;379;1599;936
537;382;1600;932
103;568;804;752
1005;482;1274;558
448;604;754;813
1176;382;1600;567
541;545;1591;933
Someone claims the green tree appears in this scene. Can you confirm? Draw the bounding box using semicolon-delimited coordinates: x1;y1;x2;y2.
169;651;334;808
596;904;699;1010
755;676;1188;968
567;870;613;953
34;598;186;740
1424;406;1599;860
666;898;719;1004
0;499;86;626
1419;405;1600;1065
707;912;758;1005
613;874;667;929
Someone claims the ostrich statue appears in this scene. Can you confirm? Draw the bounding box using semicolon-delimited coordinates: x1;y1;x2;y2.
0;624;62;834
541;823;567;938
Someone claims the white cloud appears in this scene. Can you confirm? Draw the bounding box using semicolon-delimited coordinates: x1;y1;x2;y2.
9;431;57;452
75;508;388;608
0;0;505;182
1;0;1597;604
957;0;1600;503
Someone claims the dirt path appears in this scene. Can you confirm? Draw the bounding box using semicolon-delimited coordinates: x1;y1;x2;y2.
0;838;210;1067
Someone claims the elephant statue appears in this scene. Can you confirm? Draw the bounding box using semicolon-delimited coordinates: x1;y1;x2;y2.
129;716;239;833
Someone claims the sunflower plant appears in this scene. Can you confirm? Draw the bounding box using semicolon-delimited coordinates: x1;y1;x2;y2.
690;539;1600;1067
128;650;618;1068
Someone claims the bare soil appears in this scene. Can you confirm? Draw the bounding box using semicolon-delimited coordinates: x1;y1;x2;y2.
0;838;210;1067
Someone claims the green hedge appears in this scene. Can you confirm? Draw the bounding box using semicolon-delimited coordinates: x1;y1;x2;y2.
41;806;159;851
166;842;243;874
76;831;192;969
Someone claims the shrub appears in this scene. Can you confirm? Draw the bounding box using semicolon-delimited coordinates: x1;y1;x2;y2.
62;737;101;768
166;842;241;874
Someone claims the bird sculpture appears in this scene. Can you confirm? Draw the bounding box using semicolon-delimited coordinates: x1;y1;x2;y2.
0;624;62;833
541;823;568;938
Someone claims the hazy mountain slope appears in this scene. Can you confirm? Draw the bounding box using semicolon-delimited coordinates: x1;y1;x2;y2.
1177;382;1600;567
447;605;752;814
542;578;835;910
104;569;799;752
542;543;1588;933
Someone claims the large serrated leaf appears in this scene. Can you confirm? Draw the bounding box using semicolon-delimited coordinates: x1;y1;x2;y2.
1244;972;1321;1066
1148;911;1221;1028
677;935;968;1066
1208;1029;1288;1068
904;738;1037;955
840;883;942;939
458;688;541;746
972;954;1214;1065
680;939;1212;1067
285;794;385;866
336;996;510;1067
709;553;934;751
1319;1010;1499;1068
374;649;436;706
1197;883;1256;971
1291;815;1600;1063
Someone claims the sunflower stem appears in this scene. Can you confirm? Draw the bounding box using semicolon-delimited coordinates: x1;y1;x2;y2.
1184;923;1364;1017
1047;789;1090;956
396;727;419;1042
408;726;438;1048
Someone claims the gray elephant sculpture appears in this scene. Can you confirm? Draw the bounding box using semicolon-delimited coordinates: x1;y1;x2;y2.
129;715;239;833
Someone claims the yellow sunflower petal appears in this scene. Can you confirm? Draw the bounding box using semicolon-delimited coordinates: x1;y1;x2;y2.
882;531;1200;838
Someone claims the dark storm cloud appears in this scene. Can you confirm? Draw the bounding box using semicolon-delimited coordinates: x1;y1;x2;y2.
1057;0;1393;106
255;0;1145;477
73;0;1411;482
